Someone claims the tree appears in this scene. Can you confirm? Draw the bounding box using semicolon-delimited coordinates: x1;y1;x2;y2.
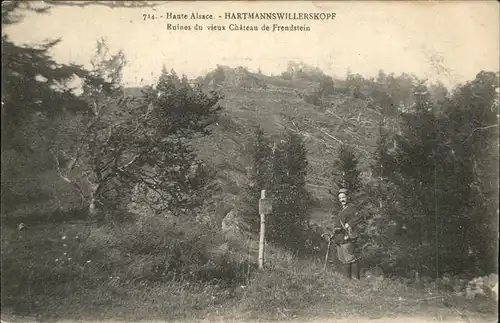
429;81;449;106
240;127;273;232
121;66;223;216
212;65;226;86
1;1;100;214
332;144;362;195
389;72;499;277
39;39;223;217
346;72;365;99
370;121;396;209
368;71;420;115
318;75;335;97
2;5;91;153
268;132;312;251
442;71;499;273
1;1;160;154
250;127;273;192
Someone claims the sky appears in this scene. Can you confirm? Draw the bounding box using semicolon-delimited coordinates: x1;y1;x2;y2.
4;1;499;89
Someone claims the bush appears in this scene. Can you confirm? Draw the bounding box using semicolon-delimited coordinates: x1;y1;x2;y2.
82;216;254;286
302;91;322;106
1;212;255;316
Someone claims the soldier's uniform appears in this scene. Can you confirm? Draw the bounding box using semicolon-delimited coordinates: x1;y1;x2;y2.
332;201;363;279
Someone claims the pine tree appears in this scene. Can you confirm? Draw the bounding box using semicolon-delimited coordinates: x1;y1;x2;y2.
240;127;273;232
268;139;288;244
114;67;223;216
1;3;104;214
250;127;273;192
370;122;396;209
2;6;91;153
332;144;362;195
391;75;499;276
442;71;499;273
372;122;395;179
268;132;311;251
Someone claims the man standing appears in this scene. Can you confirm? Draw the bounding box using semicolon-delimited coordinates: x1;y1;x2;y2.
329;188;364;279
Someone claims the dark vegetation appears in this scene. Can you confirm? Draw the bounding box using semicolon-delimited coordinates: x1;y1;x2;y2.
1;2;498;321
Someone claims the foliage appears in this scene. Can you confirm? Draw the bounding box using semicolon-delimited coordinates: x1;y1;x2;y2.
331;144;362;195
1;215;253;318
213;65;226;85
301;74;336;106
372;121;396;180
268;131;312;252
369;70;417;115
318;75;335;96
302;91;322;106
346;70;365;99
240;129;313;249
33;39;224;217
281;61;335;106
360;71;499;278
3;2;499;322
1;1;51;25
1;33;90;153
240;127;274;233
102;66;223;216
284;61;329;83
1;2;96;215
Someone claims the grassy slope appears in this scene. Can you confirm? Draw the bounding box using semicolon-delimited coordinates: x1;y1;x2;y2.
192;71;388;225
2;220;498;323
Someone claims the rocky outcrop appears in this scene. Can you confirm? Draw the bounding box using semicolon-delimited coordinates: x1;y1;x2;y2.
220;209;259;256
202;65;267;90
221;209;252;239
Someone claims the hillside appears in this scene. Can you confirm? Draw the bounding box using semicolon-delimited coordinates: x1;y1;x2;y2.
3;66;498;323
127;66;400;225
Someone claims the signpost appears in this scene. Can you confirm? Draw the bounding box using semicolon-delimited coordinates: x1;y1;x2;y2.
258;189;272;269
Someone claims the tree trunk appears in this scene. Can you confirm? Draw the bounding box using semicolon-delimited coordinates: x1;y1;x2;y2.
89;197;98;215
87;181;100;216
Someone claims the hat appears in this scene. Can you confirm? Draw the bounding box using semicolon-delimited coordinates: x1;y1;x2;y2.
338;188;349;195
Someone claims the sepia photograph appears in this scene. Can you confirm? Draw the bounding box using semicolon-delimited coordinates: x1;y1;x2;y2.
1;1;499;322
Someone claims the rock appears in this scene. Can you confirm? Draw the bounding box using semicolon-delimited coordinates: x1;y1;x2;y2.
491;281;498;301
221;209;252;239
365;266;384;279
486;273;498;286
464;273;499;300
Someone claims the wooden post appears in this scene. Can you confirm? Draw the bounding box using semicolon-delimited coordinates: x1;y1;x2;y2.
258;189;272;269
258;190;266;269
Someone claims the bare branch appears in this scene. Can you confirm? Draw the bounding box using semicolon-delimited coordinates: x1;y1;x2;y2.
126;119;143;137
462;124;498;144
325;110;343;120
50;150;87;203
105;125;114;144
50;150;71;184
316;127;343;144
0;183;23;196
121;153;142;170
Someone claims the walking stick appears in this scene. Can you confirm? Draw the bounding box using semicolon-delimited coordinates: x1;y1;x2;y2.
322;234;332;272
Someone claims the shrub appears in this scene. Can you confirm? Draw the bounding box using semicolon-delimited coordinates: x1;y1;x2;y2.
82;215;253;286
1;212;255;316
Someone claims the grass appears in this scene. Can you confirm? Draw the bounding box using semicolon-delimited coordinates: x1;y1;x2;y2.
192;83;385;215
2;72;497;322
1;211;497;323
